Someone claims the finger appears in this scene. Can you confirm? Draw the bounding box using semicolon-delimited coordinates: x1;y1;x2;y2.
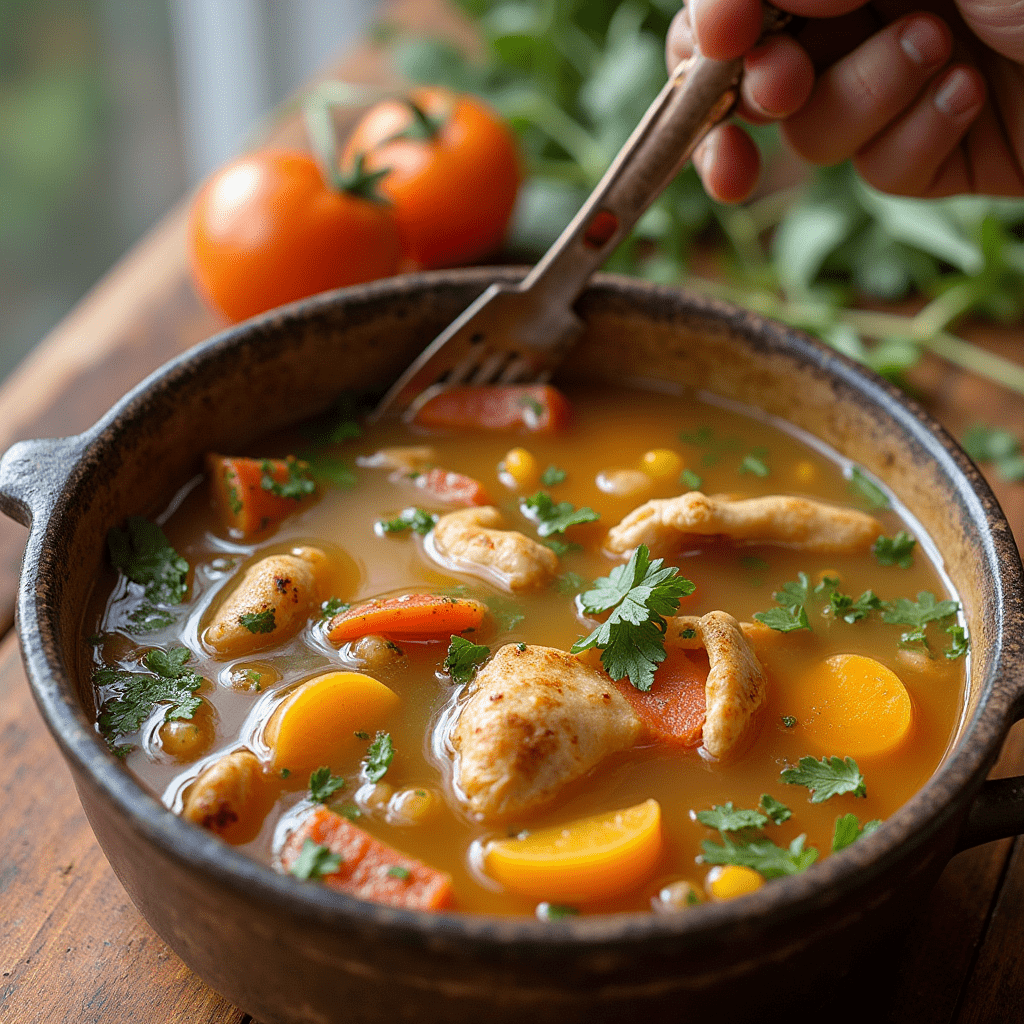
690;0;764;60
692;123;761;202
782;13;954;165
851;64;986;194
667;7;693;70
737;35;816;121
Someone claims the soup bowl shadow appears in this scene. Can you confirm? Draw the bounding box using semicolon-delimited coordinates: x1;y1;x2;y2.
1;268;1023;1023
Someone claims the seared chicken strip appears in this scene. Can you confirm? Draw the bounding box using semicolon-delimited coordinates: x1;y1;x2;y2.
451;644;643;822
182;748;267;836
426;506;558;592
205;546;327;657
606;492;882;557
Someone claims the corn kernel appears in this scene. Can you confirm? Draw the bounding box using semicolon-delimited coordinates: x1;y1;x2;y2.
499;447;538;490
706;864;764;901
640;448;683;479
794;460;816;485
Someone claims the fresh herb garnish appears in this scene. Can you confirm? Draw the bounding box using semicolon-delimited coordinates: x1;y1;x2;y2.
848;466;891;510
289;839;342;880
570;544;695;691
536;903;579;921
946;624;970;660
873;531;917;568
387;865;411;880
354;730;370;741
753;573;813;633
695;802;767;832
881;591;959;651
760;794;792;824
300;451;358;488
107;517;190;614
362;731;394;783
376;507;438;536
520;491;599;536
832;813;882;852
701;833;818;878
239;609;276;634
260;457;315;500
482;593;525;631
540;465;567;487
309;766;346;804
679;468;703;490
320;597;349;620
339;803;362;821
781;756;867;803
738;453;770;477
542;537;583;556
554;572;585;596
444;635;490;684
962;424;1024;482
828;588;883;624
519;395;545;417
780;715;797;729
740;555;769;572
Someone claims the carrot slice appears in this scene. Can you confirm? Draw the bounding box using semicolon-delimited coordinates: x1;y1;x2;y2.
281;806;454;910
327;593;489;644
412;467;492;506
208;454;315;537
413;385;572;433
613;647;708;748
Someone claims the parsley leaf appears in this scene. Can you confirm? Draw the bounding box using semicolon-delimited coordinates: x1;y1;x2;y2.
444;635;490;684
781;755;867;803
376;507;438;536
828;588;883;624
554;572;586;596
570;544;695;691
260;457;315;500
679;468;703;490
848;466;891;510
320;597;349;620
881;591;959;628
738;453;770;477
339;803;362;821
482;593;525;631
540;465;567;487
107;517;189;606
300;451;357;488
962;424;1024;482
701;833;818;879
536;903;579;921
362;731;394;783
760;794;792;824
542;537;582;556
520;491;599;536
95;646;203;739
753;605;810;633
780;715;797;729
309;766;346;804
387;865;411;880
945;624;970;660
832;813;882;852
873;531;916;568
239;609;276;634
695;802;767;832
289;839;342;880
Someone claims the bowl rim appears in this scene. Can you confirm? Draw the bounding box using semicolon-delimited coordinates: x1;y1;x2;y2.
14;267;1024;949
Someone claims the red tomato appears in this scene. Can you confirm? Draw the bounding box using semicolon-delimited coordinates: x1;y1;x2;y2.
188;150;402;323
342;87;520;269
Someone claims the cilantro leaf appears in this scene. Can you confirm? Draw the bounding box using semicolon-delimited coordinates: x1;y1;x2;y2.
945;624;970;660
520;491;599;536
695;802;767;832
239;609;276;634
828;588;883;624
309;766;346;804
320;597;349;620
540;465;567;487
376;507;438;536
881;591;959;628
752;605;810;633
848;466;891;510
300;451;357;488
260;457;315;500
781;755;867;803
570;545;695;691
832;813;882;852
107;517;189;606
289;839;342;880
774;572;811;610
679;468;703;490
444;635;490;684
536;903;580;921
780;716;797;729
873;531;916;568
700;833;818;879
362;731;394;783
387;865;411;880
759;794;792;824
738;453;769;477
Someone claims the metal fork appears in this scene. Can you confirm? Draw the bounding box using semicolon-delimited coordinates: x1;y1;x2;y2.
371;8;793;422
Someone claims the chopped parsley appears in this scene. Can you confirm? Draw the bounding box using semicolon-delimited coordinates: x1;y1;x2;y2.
289;839;342;880
542;537;583;556
444;635;491;684
260;457;315;500
239;609;276;634
536;902;579;921
483;593;525;631
540;465;567;487
517;642;527;652
738;453;770;477
309;766;346;804
300;451;358;488
570;544;695;692
95;646;203;740
781;756;867;803
362;731;394;783
520;491;599;536
760;794;792;824
740;555;769;572
387;865;411;880
678;468;703;490
695;802;767;832
780;715;797;729
554;572;585;596
848;466;891;510
832;813;882;853
946;624;970;660
873;531;917;568
828;588;883;624
752;574;813;633
320;597;349;620
376;507;438;536
354;730;370;740
107;518;190;632
339;803;362;821
961;423;1024;482
701;833;818;878
882;591;960;652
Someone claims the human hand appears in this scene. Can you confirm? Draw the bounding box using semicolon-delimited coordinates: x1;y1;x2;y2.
667;0;1024;201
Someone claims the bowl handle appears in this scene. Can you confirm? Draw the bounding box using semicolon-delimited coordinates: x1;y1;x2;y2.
0;435;89;528
957;777;1024;851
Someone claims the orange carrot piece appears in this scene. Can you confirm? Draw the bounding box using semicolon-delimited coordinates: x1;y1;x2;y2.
281;806;454;910
327;593;489;644
207;454;315;537
614;647;708;748
413;385;572;433
413;467;492;506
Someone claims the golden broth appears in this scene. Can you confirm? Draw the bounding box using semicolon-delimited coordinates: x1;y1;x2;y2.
81;386;967;916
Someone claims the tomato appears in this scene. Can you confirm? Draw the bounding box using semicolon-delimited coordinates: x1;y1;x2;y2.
188;150;401;323
342;87;520;269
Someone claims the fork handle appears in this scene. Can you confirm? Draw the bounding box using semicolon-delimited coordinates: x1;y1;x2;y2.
518;8;792;314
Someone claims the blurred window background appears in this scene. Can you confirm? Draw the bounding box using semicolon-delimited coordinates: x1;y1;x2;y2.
0;0;378;385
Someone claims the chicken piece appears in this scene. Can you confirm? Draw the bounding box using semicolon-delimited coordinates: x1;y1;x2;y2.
605;492;883;557
205;546;327;657
182;749;268;839
356;446;436;473
426;506;558;592
450;644;643;822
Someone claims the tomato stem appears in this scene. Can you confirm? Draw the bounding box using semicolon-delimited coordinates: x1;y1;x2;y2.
394;99;446;142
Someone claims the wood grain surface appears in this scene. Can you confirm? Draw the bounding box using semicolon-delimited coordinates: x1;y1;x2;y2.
1;0;1023;1021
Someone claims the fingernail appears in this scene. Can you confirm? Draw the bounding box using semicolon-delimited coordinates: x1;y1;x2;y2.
934;68;981;117
899;17;946;67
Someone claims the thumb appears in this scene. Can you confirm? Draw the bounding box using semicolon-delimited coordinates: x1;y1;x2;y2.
955;0;1024;62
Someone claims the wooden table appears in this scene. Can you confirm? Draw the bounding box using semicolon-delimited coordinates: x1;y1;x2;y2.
2;11;1024;1024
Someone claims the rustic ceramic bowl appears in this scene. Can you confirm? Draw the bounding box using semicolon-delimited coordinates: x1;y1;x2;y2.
2;269;1024;1024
